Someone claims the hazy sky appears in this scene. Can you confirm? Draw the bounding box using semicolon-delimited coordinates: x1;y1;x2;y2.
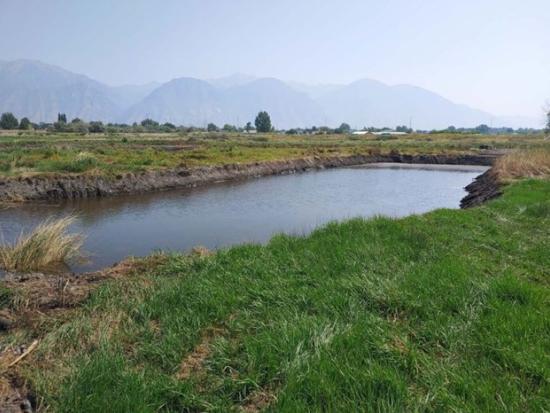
1;0;549;118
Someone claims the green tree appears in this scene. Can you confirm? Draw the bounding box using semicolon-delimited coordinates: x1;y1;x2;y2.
207;123;219;132
546;110;550;134
255;111;272;132
475;124;490;134
335;122;351;134
19;117;32;130
245;122;253;132
395;125;412;133
223;124;237;132
57;113;67;124
53;121;66;132
162;122;176;131
89;121;105;133
141;118;159;128
0;113;19;129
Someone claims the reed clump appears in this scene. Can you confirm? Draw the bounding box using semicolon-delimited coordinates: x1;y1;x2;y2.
494;148;550;180
0;216;82;272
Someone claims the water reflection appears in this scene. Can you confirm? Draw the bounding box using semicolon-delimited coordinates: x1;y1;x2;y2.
0;164;487;272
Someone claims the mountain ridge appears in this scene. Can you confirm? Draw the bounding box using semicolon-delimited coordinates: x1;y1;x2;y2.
0;59;541;129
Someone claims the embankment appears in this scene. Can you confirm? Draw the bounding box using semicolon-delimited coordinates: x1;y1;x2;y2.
460;168;502;208
0;153;495;202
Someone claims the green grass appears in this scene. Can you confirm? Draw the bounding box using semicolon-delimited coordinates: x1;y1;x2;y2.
6;179;546;412
0;131;548;177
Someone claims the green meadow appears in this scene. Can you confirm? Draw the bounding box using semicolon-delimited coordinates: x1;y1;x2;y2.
4;178;546;412
0;131;548;176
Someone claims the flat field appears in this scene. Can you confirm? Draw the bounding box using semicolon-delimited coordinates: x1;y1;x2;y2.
0;130;548;176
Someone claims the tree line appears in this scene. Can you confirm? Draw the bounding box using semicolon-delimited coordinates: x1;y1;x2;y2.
1;110;549;134
0;111;274;133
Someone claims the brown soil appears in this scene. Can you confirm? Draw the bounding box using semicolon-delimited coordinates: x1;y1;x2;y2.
176;325;226;381
0;374;33;413
240;387;277;413
460;168;502;208
0;255;168;413
1;254;167;331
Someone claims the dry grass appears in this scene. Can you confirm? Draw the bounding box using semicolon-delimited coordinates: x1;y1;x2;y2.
494;148;550;180
0;216;82;272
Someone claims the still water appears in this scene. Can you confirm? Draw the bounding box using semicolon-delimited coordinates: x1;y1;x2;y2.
0;164;487;273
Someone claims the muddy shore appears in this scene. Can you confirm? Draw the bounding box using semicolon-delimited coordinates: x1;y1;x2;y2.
0;153;496;202
460;168;502;208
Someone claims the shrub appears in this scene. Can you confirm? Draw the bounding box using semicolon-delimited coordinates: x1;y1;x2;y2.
47;152;99;173
0;216;82;272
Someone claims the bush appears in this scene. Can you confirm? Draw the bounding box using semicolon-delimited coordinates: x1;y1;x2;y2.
0;216;82;271
47;152;99;173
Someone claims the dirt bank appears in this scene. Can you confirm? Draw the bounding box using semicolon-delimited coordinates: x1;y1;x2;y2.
460;168;502;208
0;153;496;202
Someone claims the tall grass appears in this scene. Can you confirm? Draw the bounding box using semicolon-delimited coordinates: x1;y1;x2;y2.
494;148;550;180
0;216;82;272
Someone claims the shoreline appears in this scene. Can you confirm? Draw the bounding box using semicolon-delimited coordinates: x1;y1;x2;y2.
0;178;547;412
0;152;496;202
460;168;502;208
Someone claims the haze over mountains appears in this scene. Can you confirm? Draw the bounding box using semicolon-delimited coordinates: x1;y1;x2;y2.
0;59;541;130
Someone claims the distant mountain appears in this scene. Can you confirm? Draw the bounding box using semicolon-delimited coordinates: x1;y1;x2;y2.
124;77;225;125
109;82;161;108
314;79;496;130
222;78;325;128
0;60;120;122
207;74;256;89
287;81;343;100
125;77;325;128
0;59;541;129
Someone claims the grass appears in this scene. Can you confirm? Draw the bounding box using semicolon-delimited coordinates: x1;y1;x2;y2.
494;148;550;180
0;178;547;411
0;216;82;272
0;131;548;177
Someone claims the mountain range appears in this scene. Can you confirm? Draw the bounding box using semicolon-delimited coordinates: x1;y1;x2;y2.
0;59;541;130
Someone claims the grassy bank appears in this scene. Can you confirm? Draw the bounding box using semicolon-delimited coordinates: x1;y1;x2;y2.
0;131;548;177
1;178;548;411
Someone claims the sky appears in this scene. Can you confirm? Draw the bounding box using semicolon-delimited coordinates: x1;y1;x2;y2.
1;0;549;119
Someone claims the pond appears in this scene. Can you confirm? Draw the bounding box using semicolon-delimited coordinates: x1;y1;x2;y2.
0;163;487;273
